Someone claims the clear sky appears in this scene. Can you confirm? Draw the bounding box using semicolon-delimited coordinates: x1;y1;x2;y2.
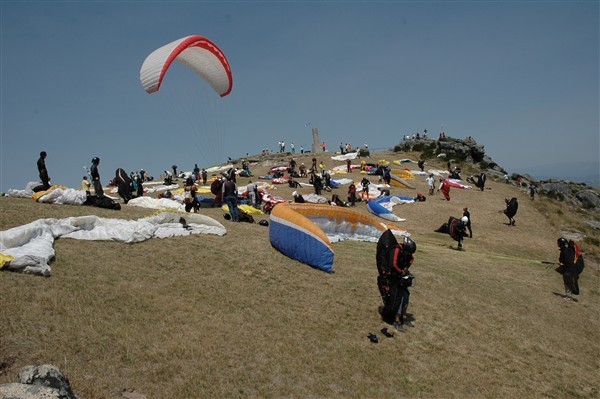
1;1;598;192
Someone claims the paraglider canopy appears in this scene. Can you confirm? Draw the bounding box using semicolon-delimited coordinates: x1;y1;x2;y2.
140;35;233;97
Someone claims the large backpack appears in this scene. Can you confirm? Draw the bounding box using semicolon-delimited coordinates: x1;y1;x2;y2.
376;229;400;277
210;179;223;195
570;240;585;275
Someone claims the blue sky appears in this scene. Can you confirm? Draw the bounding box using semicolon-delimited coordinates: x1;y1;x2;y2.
1;1;598;192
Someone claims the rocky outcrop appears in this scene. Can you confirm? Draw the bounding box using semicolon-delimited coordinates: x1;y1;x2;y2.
576;190;600;208
395;137;488;165
0;364;78;399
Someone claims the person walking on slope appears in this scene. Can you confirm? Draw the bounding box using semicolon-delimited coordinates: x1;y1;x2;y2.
438;178;451;201
90;157;104;197
556;238;585;302
503;197;518;226
376;230;417;332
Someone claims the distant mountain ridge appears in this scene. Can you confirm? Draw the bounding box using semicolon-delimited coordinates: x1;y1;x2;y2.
513;161;599;188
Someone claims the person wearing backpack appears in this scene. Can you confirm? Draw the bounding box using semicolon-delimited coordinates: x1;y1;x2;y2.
503;197;518;226
556;238;585;301
376;230;417;332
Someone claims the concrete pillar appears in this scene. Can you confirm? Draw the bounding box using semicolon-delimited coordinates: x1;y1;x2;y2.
311;127;321;153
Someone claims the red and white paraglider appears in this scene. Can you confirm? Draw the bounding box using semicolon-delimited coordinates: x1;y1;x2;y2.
140;35;232;97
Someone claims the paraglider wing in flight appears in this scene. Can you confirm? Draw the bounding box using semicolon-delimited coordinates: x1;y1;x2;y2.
140;35;232;97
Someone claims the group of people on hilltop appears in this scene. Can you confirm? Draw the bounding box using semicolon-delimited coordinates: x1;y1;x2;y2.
34;149;587;340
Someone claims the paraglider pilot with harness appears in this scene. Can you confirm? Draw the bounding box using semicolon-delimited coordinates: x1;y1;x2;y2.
376;230;417;332
556;238;585;302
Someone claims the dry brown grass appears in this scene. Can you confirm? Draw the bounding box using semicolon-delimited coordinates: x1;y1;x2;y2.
1;150;599;399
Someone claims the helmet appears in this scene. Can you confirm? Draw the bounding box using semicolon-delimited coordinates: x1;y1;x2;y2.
292;191;298;197
91;157;100;164
557;237;568;247
402;236;417;255
461;216;469;224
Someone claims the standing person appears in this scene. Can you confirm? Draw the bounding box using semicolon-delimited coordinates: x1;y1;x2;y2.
300;145;304;154
417;160;425;172
463;207;473;238
201;168;208;185
321;142;326;152
37;151;51;190
503;197;518;226
361;177;371;201
426;174;435;196
376;230;417;332
383;167;391;185
90;157;104;196
115;168;131;204
504;173;510;184
310;171;322;195
193;164;200;180
290;142;295;154
476;172;487;191
347;158;352;173
556;238;585;301
222;177;239;222
348;182;357;206
247;180;257;207
183;177;200;213
135;174;144;197
172;164;178;177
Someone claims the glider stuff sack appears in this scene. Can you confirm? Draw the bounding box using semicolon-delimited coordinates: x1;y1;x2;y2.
83;195;121;210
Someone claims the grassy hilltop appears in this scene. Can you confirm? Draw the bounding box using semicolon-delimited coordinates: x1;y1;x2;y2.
1;149;599;399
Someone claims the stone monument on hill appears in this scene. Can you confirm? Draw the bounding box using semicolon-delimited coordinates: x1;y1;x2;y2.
311;127;322;153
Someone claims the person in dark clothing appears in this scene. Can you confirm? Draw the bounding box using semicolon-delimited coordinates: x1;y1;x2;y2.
115;168;132;204
222;177;239;221
556;238;585;301
463;207;473;238
37;151;51;190
417;160;425;172
348;183;357;206
361;177;371;201
310;171;322;195
292;191;305;203
503;197;518;226
210;177;224;207
172;164;178;177
436;216;468;249
90;157;104;196
331;194;347;207
476;173;486;191
376;231;417;332
201;168;208;185
135;174;144;197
